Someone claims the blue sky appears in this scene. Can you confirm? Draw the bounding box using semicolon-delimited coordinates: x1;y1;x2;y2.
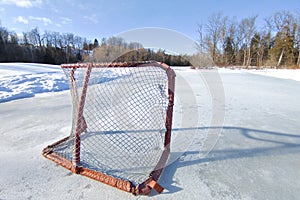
0;0;299;50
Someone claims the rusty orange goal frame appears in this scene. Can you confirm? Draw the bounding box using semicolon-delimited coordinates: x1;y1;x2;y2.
42;61;176;195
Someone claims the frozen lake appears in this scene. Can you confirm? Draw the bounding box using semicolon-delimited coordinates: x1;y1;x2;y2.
172;70;300;199
0;66;300;199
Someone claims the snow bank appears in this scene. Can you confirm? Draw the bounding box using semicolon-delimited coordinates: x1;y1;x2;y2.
0;63;130;103
0;63;68;103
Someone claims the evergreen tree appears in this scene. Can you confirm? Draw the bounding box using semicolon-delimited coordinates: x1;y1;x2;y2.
224;36;235;65
93;38;99;49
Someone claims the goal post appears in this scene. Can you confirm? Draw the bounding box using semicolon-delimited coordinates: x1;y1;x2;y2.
42;61;176;195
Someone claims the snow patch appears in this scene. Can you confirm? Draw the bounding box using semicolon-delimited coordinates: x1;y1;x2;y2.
0;63;130;103
1;74;69;102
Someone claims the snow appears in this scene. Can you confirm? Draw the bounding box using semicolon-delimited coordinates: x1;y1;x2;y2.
0;63;131;103
1;63;300;199
218;67;300;82
0;63;68;103
245;68;300;82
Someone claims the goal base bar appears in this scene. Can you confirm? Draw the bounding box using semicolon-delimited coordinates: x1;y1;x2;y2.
42;135;167;195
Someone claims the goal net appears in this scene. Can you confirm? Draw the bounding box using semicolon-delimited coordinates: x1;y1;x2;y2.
42;61;175;195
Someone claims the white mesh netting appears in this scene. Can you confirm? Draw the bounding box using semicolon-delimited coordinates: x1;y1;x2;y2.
51;63;169;185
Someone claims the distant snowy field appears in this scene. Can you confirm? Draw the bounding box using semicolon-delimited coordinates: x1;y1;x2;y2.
1;63;300;199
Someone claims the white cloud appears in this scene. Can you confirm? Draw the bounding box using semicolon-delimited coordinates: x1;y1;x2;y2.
78;3;89;10
29;16;52;26
83;14;99;24
0;0;43;8
13;15;52;26
52;8;59;13
60;17;72;25
55;17;72;28
0;7;5;13
14;16;29;24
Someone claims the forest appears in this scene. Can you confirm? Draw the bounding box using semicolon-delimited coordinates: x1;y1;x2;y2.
0;26;190;66
0;10;299;68
195;10;300;68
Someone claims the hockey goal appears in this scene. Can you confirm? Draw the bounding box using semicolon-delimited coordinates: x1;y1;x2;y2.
42;61;175;195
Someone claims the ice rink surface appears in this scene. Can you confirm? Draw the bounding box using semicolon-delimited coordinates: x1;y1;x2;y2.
1;64;300;199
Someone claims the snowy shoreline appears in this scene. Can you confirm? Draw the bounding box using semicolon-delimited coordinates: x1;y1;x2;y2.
1;63;300;103
218;67;300;82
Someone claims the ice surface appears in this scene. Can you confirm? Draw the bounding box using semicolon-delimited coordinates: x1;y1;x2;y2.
0;64;300;199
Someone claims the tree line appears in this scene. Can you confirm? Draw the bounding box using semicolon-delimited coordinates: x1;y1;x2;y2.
196;10;300;68
85;36;190;65
0;27;85;64
0;26;190;66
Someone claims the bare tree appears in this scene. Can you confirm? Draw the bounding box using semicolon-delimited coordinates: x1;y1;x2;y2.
205;12;222;63
22;32;29;45
128;42;142;50
0;27;9;61
220;16;229;64
28;27;42;47
43;30;53;47
52;32;60;48
296;13;300;67
203;12;230;65
0;27;9;45
196;23;204;54
239;16;257;67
